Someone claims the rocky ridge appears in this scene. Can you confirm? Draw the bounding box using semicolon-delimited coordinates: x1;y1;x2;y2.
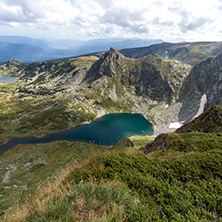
2;46;222;136
120;41;222;65
12;47;192;135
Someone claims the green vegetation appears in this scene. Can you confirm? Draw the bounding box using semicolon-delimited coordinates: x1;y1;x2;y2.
72;139;222;221
2;131;222;221
0;141;106;215
177;105;222;133
0;84;96;140
144;131;222;157
128;135;154;149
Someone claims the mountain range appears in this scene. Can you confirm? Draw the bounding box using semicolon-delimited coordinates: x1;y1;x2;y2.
0;36;162;63
2;41;222;136
1;40;222;221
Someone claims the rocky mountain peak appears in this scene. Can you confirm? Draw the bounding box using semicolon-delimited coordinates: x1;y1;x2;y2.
84;47;125;82
102;47;124;63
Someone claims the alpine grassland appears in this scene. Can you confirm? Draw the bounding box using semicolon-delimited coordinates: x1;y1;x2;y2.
2;131;222;221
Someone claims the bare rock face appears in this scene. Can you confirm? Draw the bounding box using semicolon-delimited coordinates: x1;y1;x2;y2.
85;47;191;104
179;54;222;108
85;47;124;82
175;54;222;125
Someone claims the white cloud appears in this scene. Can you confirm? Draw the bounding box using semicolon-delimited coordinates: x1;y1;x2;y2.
0;0;221;41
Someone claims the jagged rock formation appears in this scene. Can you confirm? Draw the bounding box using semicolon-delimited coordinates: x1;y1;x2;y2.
82;47;191;104
120;42;222;65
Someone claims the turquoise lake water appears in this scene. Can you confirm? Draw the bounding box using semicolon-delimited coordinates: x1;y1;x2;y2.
0;75;19;83
0;113;153;155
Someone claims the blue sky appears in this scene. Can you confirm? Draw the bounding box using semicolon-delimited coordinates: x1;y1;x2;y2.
0;0;222;42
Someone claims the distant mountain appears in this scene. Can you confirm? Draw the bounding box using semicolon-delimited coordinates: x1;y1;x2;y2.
0;43;47;63
120;42;222;65
0;36;162;63
17;47;190;105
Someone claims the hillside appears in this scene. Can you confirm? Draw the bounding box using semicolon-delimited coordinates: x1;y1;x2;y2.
120;41;222;65
176;105;222;133
0;48;192;140
143;105;222;154
0;59;27;76
2;124;222;221
1;45;222;221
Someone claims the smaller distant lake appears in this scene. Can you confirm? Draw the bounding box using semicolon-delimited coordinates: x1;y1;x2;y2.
0;75;19;83
0;113;153;155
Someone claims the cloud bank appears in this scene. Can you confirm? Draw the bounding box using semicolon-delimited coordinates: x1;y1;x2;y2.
0;0;221;41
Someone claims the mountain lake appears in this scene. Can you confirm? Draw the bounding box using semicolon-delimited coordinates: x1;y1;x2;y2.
0;113;153;155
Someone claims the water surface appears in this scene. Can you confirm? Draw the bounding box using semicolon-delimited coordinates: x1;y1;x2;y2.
0;75;19;83
0;113;153;155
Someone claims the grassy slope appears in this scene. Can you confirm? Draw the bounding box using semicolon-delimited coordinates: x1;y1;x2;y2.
2;132;222;221
0;141;107;215
128;135;154;149
0;84;96;140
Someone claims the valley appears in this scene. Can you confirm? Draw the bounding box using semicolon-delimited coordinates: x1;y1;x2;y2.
1;41;222;221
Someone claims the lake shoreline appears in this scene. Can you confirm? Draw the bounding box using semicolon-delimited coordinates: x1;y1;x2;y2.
0;113;153;156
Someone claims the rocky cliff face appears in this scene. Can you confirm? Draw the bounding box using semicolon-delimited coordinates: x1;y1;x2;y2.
83;48;190;104
179;54;222;108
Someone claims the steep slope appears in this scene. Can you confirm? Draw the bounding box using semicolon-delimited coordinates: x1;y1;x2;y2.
120;41;222;65
3;133;222;221
0;141;107;215
7;48;191;137
143;105;222;154
179;54;222;108
176;105;222;133
83;47;191;104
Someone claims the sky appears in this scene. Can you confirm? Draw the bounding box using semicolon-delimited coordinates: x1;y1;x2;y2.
0;0;222;42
